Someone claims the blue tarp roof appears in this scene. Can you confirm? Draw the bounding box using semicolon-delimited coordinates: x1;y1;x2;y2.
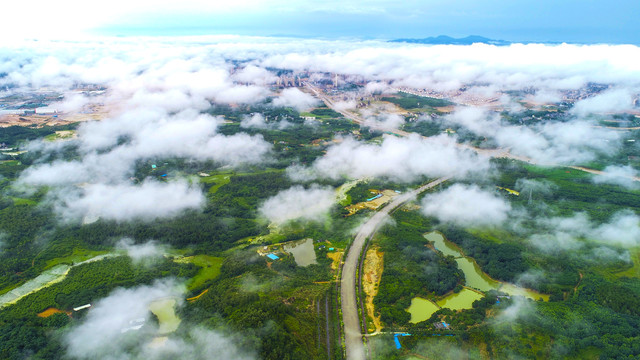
266;254;279;260
394;333;411;349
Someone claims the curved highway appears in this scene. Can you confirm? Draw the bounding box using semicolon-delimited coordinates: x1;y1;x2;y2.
341;177;450;360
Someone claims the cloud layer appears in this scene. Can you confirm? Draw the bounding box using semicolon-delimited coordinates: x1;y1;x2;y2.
64;279;254;360
421;184;511;227
53;180;205;222
259;185;335;224
289;134;490;182
529;210;640;252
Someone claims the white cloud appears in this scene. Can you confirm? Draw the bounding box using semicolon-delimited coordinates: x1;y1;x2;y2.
593;165;640;189
64;279;254;360
445;107;500;136
64;279;183;360
495;296;535;324
116;238;166;265
363;113;405;130
529;210;640;252
271;88;319;111
571;88;635;115
19;109;272;224
364;81;391;95
593;210;640;248
421;184;511;227
261;43;640;91
444;106;621;165
332;100;357;111
50;93;92;112
240;113;268;129
259;185;335;224
530;90;562;103
233;65;277;85
54;180;204;223
296;134;490;182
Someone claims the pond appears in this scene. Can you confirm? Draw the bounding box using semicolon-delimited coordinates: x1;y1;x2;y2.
149;298;181;334
283;238;317;266
499;282;549;301
455;257;500;291
424;231;461;258
436;288;485;310
424;231;547;300
407;297;440;324
407;231;550;322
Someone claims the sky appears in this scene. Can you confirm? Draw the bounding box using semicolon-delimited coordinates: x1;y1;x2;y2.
3;0;639;43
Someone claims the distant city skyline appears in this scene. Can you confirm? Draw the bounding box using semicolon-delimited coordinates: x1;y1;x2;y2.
2;0;639;44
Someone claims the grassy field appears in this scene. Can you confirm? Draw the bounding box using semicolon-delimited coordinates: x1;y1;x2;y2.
11;197;37;206
201;173;232;194
615;247;640;278
44;248;109;269
0;160;21;166
466;228;514;244
175;255;224;290
43;130;76;142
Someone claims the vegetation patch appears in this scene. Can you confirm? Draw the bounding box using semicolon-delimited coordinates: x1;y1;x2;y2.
174;255;224;291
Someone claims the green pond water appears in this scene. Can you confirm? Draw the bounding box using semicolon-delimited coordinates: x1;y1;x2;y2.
500;283;549;301
408;232;549;322
149;298;181;334
424;231;547;299
424;231;461;258
455;257;499;291
283;238;317;266
436;288;485;310
407;297;440;323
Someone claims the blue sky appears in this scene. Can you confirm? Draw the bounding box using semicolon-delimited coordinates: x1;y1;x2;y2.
4;0;639;43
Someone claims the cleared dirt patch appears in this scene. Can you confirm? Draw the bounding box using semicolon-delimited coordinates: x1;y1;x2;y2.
345;189;399;215
327;251;343;273
37;307;69;318
362;246;384;334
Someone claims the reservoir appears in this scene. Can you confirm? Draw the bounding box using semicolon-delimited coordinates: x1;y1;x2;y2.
436;288;484;310
283;238;317;266
149;298;181;334
424;231;547;300
407;297;440;323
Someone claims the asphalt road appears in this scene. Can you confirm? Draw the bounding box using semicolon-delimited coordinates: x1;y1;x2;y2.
340;177;450;360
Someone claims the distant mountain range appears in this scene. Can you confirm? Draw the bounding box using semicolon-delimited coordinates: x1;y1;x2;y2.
389;35;511;46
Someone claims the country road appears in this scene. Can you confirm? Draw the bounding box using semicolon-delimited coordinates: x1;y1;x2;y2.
341;177;450;360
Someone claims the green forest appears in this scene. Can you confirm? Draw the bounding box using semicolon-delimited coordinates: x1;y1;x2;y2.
1;101;640;360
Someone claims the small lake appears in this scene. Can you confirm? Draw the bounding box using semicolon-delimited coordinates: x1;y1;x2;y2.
455;257;500;291
424;232;461;258
283;238;317;266
423;231;547;300
436;288;484;310
149;298;181;334
407;297;440;324
406;231;550;320
499;283;549;301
